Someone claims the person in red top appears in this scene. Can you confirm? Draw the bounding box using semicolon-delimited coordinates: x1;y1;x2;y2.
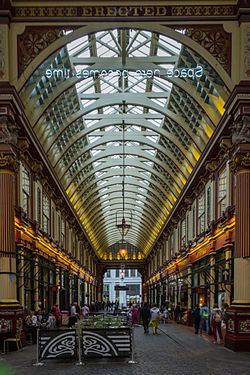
130;305;139;325
51;304;61;327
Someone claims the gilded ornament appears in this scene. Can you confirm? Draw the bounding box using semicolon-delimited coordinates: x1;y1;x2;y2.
231;153;250;173
0;153;19;172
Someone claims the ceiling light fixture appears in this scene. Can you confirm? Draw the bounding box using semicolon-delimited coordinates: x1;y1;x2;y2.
116;100;132;258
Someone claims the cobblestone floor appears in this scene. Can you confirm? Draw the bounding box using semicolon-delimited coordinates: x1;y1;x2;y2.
1;322;250;375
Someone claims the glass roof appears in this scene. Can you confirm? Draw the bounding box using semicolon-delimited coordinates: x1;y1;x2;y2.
20;28;229;259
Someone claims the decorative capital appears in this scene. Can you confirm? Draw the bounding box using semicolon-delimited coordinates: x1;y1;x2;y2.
0;116;19;146
30;159;43;180
231;116;250;145
0;152;19;173
162;231;169;241
184;196;193;206
48;187;55;199
231;152;250;173
219;137;232;152
205;159;218;173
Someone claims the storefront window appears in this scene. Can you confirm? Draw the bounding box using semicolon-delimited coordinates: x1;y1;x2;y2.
186;213;189;242
61;217;65;248
218;167;227;217
22;166;30;217
170;234;174;256
131;269;136;277
37;187;41;226
181;219;186;247
192;206;196;238
71;231;76;256
52;207;55;237
42;192;50;233
198;191;205;234
207;187;211;226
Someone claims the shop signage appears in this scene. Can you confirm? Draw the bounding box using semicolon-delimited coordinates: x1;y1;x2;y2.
15;6;236;19
114;285;129;291
221;269;230;282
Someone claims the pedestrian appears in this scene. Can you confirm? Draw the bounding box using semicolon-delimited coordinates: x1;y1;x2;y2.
149;304;160;335
211;303;223;344
24;311;37;343
130;304;139;326
199;303;210;335
192;304;200;334
174;303;181;323
68;303;77;327
163;306;169;323
82;303;90;318
51;304;61;327
140;302;151;333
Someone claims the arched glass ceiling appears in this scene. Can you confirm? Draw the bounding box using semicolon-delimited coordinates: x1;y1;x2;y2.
20;28;229;259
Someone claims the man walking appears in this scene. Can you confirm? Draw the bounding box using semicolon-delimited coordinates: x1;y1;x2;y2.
140;302;151;333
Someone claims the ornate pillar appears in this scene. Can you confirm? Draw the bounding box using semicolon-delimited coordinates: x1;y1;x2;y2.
77;276;81;305
174;272;178;307
166;275;169;305
210;253;216;308
33;256;39;311
97;278;103;302
0;111;23;347
55;266;60;307
225;248;232;306
225;115;250;351
187;265;192;310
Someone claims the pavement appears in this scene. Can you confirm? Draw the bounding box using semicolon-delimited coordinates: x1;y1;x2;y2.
0;321;249;375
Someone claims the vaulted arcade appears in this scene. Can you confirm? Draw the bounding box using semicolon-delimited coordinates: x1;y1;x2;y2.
0;0;250;351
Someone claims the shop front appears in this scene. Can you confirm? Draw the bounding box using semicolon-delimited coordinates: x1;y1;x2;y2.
168;273;176;307
191;257;210;309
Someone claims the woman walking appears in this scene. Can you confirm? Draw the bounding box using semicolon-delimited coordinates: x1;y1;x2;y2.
149;304;160;334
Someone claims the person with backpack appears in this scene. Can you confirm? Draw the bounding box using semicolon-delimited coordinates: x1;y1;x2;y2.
211;303;223;344
199;303;210;335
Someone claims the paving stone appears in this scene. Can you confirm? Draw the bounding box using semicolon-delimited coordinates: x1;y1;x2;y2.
0;323;250;375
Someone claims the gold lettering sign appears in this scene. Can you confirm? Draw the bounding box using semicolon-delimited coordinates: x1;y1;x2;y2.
106;7;116;17
14;5;235;18
144;7;154;16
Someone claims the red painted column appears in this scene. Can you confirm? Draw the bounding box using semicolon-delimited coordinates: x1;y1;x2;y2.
225;115;250;351
0;111;24;349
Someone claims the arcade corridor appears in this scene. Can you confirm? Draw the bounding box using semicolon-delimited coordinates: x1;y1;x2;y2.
0;0;250;355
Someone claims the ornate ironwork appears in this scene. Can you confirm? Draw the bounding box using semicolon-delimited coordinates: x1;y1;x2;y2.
82;328;131;358
173;25;231;74
17;26;79;76
39;330;76;360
